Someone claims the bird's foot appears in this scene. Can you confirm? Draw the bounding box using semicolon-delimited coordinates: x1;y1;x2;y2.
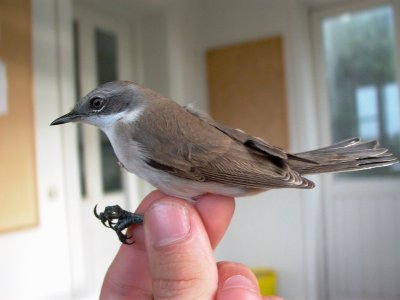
94;205;144;244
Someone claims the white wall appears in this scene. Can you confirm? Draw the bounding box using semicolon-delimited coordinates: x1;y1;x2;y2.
164;0;209;111
138;11;171;97
0;1;75;299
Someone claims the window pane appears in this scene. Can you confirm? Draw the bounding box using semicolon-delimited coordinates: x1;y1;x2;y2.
322;5;400;176
95;29;123;192
355;85;378;140
384;83;400;137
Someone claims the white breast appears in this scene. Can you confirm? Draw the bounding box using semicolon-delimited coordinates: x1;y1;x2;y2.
107;128;247;197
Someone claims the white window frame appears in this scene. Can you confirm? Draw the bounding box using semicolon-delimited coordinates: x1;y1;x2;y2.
312;0;400;153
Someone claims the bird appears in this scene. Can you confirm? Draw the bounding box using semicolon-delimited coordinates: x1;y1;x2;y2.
51;80;398;243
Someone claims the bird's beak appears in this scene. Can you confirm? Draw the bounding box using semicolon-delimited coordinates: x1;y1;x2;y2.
50;111;84;126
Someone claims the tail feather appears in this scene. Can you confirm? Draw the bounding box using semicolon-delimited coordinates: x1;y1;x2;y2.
288;138;398;175
303;137;361;152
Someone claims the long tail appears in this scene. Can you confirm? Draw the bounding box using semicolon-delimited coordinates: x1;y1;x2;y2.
288;138;398;175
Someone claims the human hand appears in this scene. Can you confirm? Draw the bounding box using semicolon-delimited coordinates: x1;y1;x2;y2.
100;190;283;300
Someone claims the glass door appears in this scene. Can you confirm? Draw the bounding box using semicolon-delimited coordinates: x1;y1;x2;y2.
73;5;138;295
313;1;400;299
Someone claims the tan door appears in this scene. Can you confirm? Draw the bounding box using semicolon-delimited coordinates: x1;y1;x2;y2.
206;36;289;149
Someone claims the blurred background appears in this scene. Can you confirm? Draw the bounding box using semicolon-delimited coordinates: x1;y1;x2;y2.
0;0;399;299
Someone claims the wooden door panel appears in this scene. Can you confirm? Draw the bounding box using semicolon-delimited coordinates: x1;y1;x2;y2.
206;36;289;149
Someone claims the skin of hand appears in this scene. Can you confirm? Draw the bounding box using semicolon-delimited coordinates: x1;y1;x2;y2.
100;190;283;300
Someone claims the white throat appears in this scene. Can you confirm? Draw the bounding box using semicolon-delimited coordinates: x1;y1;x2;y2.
91;106;145;130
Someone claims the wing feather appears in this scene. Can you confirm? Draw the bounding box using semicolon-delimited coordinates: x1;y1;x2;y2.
184;105;288;159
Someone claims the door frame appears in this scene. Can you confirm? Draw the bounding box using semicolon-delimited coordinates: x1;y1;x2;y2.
58;2;142;296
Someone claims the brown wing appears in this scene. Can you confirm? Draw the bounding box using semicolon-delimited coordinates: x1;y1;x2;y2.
200;141;314;188
183;106;288;159
132;100;314;189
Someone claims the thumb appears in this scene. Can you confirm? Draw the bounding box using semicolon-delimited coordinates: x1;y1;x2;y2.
144;197;217;299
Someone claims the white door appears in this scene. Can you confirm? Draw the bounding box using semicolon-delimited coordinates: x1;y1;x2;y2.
313;1;400;300
71;5;140;296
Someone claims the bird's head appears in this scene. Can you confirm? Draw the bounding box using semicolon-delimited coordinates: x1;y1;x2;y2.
50;81;147;129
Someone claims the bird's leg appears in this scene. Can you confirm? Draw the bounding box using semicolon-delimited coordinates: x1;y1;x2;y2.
94;205;144;244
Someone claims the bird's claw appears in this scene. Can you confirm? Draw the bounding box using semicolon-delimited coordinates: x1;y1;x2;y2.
93;204;144;244
116;231;134;245
94;205;113;228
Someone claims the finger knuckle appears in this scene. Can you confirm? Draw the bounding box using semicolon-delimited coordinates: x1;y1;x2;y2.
152;277;211;299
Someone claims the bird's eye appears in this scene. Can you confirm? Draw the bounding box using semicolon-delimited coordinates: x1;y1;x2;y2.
90;97;104;110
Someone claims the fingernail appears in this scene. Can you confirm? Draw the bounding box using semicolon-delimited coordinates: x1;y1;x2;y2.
222;275;258;293
147;202;190;247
